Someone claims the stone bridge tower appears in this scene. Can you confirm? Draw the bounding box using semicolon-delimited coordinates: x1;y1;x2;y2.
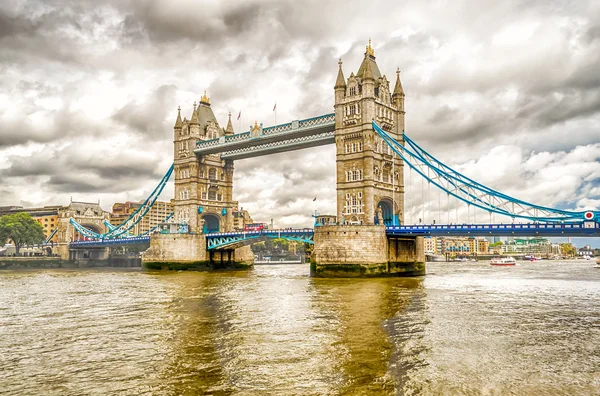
173;92;237;234
334;40;405;226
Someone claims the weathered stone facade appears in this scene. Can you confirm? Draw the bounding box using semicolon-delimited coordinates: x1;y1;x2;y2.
173;93;238;234
334;41;405;226
142;233;253;270
56;201;110;243
311;225;425;277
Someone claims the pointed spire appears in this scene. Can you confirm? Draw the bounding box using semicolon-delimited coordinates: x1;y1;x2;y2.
174;106;183;129
335;58;346;89
363;56;374;80
200;90;211;106
393;68;404;96
225;111;234;135
365;38;374;57
190;101;199;124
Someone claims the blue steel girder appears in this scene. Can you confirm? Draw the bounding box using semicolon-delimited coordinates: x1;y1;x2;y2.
194;114;335;159
206;229;315;250
372;121;599;223
386;221;600;237
69;164;174;240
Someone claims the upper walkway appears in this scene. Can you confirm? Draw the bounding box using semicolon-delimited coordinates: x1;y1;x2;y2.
194;113;335;160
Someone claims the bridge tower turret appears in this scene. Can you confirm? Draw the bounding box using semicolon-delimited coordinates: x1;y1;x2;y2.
173;92;237;234
334;40;405;226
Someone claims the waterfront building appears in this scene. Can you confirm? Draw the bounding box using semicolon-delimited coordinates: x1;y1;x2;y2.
437;236;489;255
424;236;437;255
501;237;554;256
577;245;594;257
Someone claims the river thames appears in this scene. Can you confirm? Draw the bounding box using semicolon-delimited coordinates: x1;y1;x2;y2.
1;261;599;395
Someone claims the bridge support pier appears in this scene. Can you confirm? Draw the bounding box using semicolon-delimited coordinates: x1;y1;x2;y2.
142;233;253;271
310;225;425;277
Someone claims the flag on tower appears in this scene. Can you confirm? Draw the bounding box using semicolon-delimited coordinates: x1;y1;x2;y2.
237;111;241;120
273;102;277;111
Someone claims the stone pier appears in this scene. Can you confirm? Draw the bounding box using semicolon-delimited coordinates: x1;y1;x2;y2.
310;225;425;277
142;233;253;271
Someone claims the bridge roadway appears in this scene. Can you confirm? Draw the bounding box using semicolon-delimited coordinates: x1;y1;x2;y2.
68;221;599;250
194;114;335;160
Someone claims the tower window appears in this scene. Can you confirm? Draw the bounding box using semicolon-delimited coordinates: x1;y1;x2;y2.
208;168;217;180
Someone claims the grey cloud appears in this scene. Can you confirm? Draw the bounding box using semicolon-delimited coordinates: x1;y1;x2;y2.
131;0;267;43
112;84;177;139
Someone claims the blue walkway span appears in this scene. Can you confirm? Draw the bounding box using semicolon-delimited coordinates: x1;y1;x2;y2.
386;221;600;237
69;221;599;249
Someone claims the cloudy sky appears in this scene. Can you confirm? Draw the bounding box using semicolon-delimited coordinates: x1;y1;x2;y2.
0;0;599;244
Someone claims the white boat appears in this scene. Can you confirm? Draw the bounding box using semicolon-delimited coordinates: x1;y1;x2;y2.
490;257;516;266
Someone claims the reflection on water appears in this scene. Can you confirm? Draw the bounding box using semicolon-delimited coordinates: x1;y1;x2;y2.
0;261;599;395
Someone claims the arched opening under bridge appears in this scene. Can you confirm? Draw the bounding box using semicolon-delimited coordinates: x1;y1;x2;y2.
74;223;103;241
202;214;220;233
376;198;396;226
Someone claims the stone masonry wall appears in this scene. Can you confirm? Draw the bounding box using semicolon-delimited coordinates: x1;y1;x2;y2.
312;225;388;265
142;233;207;263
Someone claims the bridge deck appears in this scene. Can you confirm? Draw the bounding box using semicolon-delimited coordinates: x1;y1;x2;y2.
69;222;599;249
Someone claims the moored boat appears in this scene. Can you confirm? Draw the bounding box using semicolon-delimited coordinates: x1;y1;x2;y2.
491;257;517;266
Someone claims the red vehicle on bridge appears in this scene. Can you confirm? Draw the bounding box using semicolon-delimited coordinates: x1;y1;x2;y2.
244;223;268;231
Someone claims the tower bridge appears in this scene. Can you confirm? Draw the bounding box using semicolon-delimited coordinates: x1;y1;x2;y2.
65;40;599;276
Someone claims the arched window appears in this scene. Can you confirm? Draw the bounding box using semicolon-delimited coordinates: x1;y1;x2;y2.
208;168;217;180
208;190;216;200
374;167;380;181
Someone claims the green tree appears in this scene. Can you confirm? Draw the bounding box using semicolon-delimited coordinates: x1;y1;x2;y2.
560;243;576;257
251;241;266;254
273;238;289;253
0;213;46;255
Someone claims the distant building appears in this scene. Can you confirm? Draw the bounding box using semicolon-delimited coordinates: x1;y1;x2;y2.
423;236;437;254
437;236;489;255
502;238;553;256
110;200;174;235
233;208;254;231
577;245;594;257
